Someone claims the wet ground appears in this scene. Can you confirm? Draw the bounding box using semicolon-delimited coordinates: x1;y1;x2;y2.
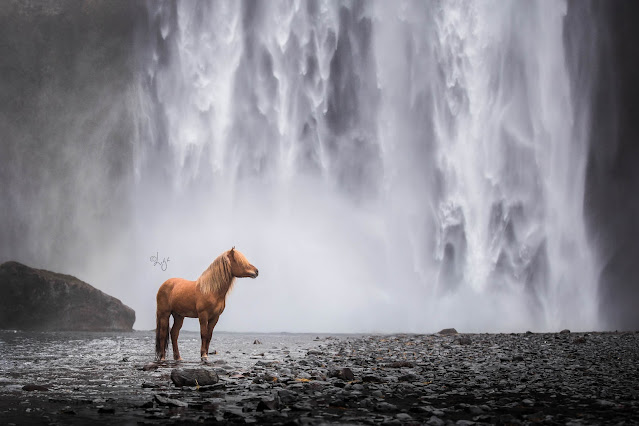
0;330;638;425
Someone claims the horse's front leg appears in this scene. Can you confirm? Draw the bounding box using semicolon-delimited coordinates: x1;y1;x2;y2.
170;314;185;361
204;316;220;356
198;313;210;361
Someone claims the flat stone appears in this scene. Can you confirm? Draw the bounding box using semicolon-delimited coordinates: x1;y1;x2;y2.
154;395;188;407
427;415;445;426
170;368;219;387
438;328;458;335
256;398;280;411
329;367;355;381
22;384;49;391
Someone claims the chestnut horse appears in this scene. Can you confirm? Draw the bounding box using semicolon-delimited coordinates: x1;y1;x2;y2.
155;247;258;361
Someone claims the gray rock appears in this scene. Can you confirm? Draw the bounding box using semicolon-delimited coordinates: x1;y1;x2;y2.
438;328;458;335
329;367;355;381
0;261;135;331
154;394;188;407
257;398;280;411
457;336;472;345
278;389;297;404
170;368;219;387
22;384;49;391
375;401;397;412
427;415;445;426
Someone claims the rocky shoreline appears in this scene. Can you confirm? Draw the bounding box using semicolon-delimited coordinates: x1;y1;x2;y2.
1;331;637;424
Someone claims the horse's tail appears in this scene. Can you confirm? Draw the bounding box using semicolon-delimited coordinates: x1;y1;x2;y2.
155;310;169;361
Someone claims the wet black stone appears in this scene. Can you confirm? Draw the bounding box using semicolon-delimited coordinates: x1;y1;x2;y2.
457;336;472;345
277;389;297;404
385;361;414;368
154;394;188;407
22;384;49;391
256;398;280;411
329;367;355;381
3;331;639;425
362;375;383;383
170;368;219;387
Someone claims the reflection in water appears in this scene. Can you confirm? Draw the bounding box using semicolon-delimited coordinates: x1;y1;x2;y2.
0;330;326;403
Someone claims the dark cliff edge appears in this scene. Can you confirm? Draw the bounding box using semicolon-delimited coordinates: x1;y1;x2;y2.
0;261;135;331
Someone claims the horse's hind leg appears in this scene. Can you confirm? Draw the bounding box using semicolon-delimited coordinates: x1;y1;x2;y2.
170;314;184;361
155;310;170;361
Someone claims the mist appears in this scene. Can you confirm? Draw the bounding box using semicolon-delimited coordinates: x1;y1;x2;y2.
1;0;637;333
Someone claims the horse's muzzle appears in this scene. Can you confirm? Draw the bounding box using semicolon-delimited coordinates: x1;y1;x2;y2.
252;269;259;278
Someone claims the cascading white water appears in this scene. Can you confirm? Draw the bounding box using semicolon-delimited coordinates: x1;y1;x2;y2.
120;0;598;332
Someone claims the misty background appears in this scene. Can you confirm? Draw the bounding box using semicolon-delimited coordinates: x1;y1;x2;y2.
0;0;637;333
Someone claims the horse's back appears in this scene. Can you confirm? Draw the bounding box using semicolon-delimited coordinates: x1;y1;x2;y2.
157;278;199;318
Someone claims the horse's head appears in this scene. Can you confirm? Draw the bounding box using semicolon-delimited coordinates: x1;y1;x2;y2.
228;247;259;279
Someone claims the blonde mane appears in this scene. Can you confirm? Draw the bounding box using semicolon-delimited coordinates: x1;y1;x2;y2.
196;252;235;296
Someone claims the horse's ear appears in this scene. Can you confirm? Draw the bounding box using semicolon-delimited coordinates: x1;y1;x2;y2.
229;247;235;258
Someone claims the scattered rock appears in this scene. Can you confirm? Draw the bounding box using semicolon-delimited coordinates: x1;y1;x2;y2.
329;367;355;381
385;361;414;368
560;329;571;334
398;373;419;382
97;407;115;414
438;328;458;335
22;384;49;391
457;336;472;345
427;415;445;426
573;337;587;344
253;339;262;344
142;362;159;371
154;394;188;407
170;368;219;387
362;375;383;383
256;398;280;411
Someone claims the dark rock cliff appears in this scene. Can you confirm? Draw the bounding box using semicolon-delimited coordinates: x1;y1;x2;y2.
0;261;135;331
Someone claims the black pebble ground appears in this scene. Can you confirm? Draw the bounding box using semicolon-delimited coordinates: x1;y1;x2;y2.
2;331;638;425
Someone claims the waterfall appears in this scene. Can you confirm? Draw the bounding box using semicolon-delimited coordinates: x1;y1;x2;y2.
0;1;600;332
126;0;597;332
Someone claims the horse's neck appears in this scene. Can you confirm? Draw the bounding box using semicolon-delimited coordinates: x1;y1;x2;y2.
198;267;235;299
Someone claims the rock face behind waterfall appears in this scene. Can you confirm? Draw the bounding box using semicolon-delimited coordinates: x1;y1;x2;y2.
0;261;135;331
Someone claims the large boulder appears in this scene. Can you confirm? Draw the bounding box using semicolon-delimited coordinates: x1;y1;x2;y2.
0;261;135;331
